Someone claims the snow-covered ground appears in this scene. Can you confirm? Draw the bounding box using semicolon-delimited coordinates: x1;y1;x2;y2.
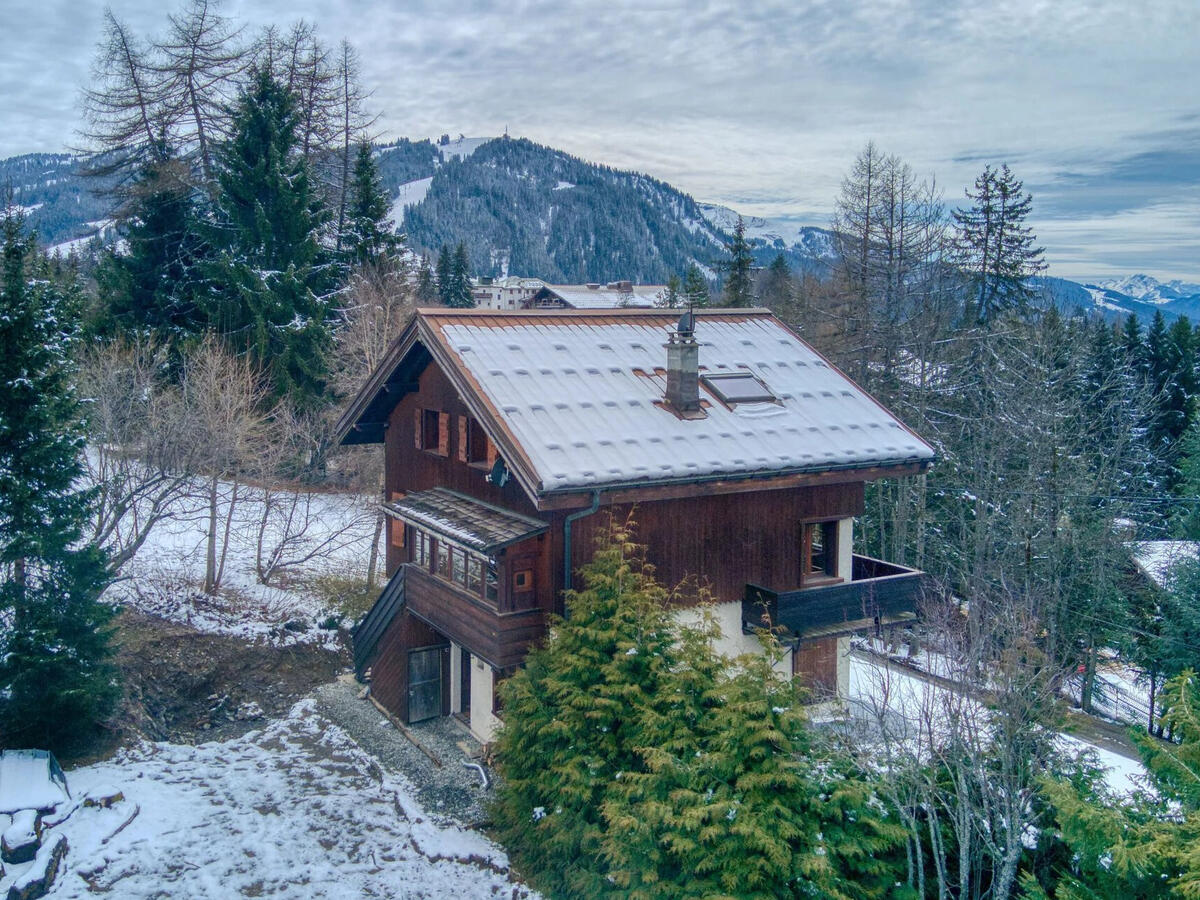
846;654;1148;795
106;479;381;649
389;176;434;224
0;701;536;899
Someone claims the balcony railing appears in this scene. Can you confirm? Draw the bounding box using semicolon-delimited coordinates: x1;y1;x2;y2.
404;564;545;669
743;554;925;639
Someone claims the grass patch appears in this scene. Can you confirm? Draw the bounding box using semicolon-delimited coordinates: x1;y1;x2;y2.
304;572;378;623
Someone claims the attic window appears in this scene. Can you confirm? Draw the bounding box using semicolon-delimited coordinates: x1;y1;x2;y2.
701;372;776;405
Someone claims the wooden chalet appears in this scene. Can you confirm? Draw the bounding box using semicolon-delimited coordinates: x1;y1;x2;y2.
337;307;935;741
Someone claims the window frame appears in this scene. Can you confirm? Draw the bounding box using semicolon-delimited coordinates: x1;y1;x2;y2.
799;520;841;587
701;371;777;405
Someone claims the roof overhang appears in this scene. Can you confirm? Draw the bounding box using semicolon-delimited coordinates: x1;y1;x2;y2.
336;320;430;446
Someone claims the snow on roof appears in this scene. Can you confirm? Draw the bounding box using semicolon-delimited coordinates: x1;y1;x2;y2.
539;284;663;309
1129;540;1200;589
384;488;548;553
0;750;70;814
432;310;935;493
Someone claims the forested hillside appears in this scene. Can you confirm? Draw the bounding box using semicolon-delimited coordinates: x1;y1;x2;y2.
400;136;729;282
0;152;116;246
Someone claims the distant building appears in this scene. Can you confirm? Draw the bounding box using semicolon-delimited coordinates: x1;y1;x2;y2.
525;281;665;310
471;276;546;310
470;277;669;311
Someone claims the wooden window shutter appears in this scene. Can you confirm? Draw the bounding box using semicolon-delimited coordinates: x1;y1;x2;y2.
486;437;498;468
438;412;450;456
457;416;469;462
413;407;423;449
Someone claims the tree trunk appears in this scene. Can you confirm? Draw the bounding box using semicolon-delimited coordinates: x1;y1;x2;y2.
204;473;219;593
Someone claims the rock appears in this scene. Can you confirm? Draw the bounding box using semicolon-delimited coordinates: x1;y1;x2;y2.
82;786;125;810
235;701;264;721
283;619;308;633
6;832;67;900
1;810;40;865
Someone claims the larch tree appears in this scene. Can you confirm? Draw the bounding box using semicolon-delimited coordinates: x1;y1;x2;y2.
0;210;119;754
951;163;1046;325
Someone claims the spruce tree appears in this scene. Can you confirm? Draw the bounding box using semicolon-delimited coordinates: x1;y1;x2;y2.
682;263;710;308
1033;671;1200;898
951;163;1046;324
602;632;903;900
95;146;202;341
721;215;755;307
345;142;400;265
414;254;438;305
658;273;682;308
435;244;453;305
758;253;794;312
445;241;474;307
205;65;336;410
0;210;119;754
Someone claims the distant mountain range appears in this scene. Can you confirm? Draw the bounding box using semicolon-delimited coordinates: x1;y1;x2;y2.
5;136;1196;323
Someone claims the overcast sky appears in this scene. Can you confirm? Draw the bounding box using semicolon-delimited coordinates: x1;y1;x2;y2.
5;0;1199;282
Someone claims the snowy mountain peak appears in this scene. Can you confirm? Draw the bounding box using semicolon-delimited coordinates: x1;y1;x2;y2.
697;203;836;261
1094;274;1200;305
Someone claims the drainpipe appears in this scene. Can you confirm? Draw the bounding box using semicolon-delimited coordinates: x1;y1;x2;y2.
562;489;602;614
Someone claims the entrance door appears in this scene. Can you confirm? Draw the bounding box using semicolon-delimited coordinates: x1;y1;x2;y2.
408;647;443;723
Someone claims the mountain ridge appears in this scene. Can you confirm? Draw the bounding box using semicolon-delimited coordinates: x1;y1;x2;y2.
4;137;1192;323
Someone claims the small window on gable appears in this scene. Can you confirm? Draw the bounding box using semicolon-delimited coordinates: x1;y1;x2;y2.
702;372;776;405
467;418;493;467
419;409;449;456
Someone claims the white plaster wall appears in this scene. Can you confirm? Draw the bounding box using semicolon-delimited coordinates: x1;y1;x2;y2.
675;601;792;678
448;642;462;713
469;658;501;743
837;517;854;580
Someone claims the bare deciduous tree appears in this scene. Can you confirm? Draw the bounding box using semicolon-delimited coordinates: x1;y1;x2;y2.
80;340;196;575
181;337;270;593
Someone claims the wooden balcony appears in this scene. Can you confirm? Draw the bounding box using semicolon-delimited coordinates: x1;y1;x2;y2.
403;563;546;669
743;554;925;640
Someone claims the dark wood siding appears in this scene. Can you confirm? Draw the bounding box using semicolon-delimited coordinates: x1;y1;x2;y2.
565;483;864;607
369;610;447;722
794;636;838;697
384;362;540;559
404;564;547;669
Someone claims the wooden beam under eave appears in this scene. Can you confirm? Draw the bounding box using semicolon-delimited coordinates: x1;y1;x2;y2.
534;462;929;511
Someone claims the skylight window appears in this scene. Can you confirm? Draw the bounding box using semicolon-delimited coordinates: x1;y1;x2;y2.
701;372;776;405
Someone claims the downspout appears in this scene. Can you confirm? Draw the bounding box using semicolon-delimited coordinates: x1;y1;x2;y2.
562;489;602;614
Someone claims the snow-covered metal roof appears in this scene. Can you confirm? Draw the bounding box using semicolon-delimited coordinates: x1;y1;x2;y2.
536;284;662;309
425;309;935;494
1129;540;1200;590
384;488;548;553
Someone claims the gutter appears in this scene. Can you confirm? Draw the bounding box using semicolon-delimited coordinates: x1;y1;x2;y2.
541;455;936;501
562;488;602;612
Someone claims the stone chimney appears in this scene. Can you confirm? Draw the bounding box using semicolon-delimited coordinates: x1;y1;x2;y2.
664;311;702;416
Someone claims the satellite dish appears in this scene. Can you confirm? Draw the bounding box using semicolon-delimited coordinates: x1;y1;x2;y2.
677;309;695;338
487;458;510;487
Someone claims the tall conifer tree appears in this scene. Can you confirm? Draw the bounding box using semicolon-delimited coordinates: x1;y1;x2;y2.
0;211;118;753
721;215;755;307
344;142;399;265
205;65;335;409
